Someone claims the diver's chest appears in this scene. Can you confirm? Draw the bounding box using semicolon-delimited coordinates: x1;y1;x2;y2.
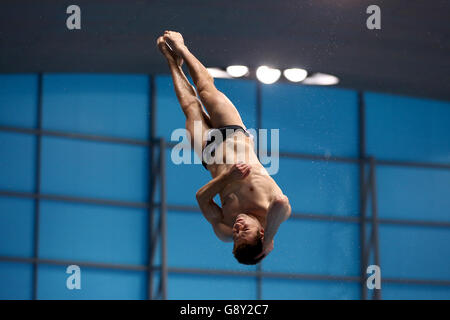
222;184;271;215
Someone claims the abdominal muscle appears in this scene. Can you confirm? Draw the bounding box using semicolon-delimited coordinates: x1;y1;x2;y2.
206;131;263;178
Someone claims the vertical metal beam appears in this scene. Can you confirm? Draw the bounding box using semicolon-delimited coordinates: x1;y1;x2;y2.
255;80;263;300
255;81;263;162
148;149;161;287
358;92;366;157
159;138;168;300
256;264;262;300
369;157;381;300
147;75;156;300
358;91;368;300
32;73;43;300
150;75;157;140
256;81;262;138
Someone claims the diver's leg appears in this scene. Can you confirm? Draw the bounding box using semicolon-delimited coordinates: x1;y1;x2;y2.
163;31;246;129
157;36;210;154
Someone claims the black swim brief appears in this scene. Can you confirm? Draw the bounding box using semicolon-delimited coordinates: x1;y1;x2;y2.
201;125;252;169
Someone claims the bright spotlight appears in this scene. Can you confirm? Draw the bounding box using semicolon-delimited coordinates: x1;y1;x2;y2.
256;66;281;84
283;68;308;82
302;73;339;85
207;68;232;79
226;65;249;78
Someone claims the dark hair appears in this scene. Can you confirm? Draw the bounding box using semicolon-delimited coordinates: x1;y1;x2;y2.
232;233;264;265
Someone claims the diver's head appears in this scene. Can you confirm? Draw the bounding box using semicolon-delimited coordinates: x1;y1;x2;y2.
232;214;265;265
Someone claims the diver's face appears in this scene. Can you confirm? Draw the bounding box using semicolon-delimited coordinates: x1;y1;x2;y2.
232;214;262;245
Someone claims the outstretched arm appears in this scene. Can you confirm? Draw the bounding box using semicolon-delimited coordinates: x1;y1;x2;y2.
196;174;233;242
258;195;292;258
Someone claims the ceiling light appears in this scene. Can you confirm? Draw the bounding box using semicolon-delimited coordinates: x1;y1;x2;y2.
207;68;232;79
302;73;339;85
283;68;308;82
226;65;249;78
256;66;281;84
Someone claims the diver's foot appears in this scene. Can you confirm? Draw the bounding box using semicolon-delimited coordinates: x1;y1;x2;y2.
163;30;187;56
156;36;183;67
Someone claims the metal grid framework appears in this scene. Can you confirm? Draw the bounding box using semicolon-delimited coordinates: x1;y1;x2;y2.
0;74;449;300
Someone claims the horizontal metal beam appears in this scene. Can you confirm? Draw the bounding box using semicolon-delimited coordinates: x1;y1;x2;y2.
0;125;154;147
167;204;450;228
376;158;450;170
276;153;450;170
279;151;359;164
1;256;449;287
0;190;149;209
167;204;362;224
168;267;360;283
166;141;450;170
381;277;450;287
1;125;449;170
0;256;148;272
377;217;450;228
1;190;449;228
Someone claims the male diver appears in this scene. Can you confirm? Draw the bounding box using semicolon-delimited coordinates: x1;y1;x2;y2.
157;31;291;264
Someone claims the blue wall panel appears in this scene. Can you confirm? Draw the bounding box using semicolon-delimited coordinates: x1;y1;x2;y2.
262;84;358;157
262;278;360;300
168;274;257;300
0;197;34;258
37;264;147;300
0;132;36;192
377;166;450;222
365;92;450;163
0;262;33;300
167;211;256;272
0;74;37;128
379;225;450;281
1;72;450;300
165;149;211;206
40;136;148;202
42;74;149;140
262;219;360;276
274;158;359;216
382;283;450;300
214;78;257;130
155;75;185;141
39;201;148;265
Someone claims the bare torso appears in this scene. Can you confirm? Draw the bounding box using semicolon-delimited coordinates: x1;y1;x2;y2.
205;131;283;228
